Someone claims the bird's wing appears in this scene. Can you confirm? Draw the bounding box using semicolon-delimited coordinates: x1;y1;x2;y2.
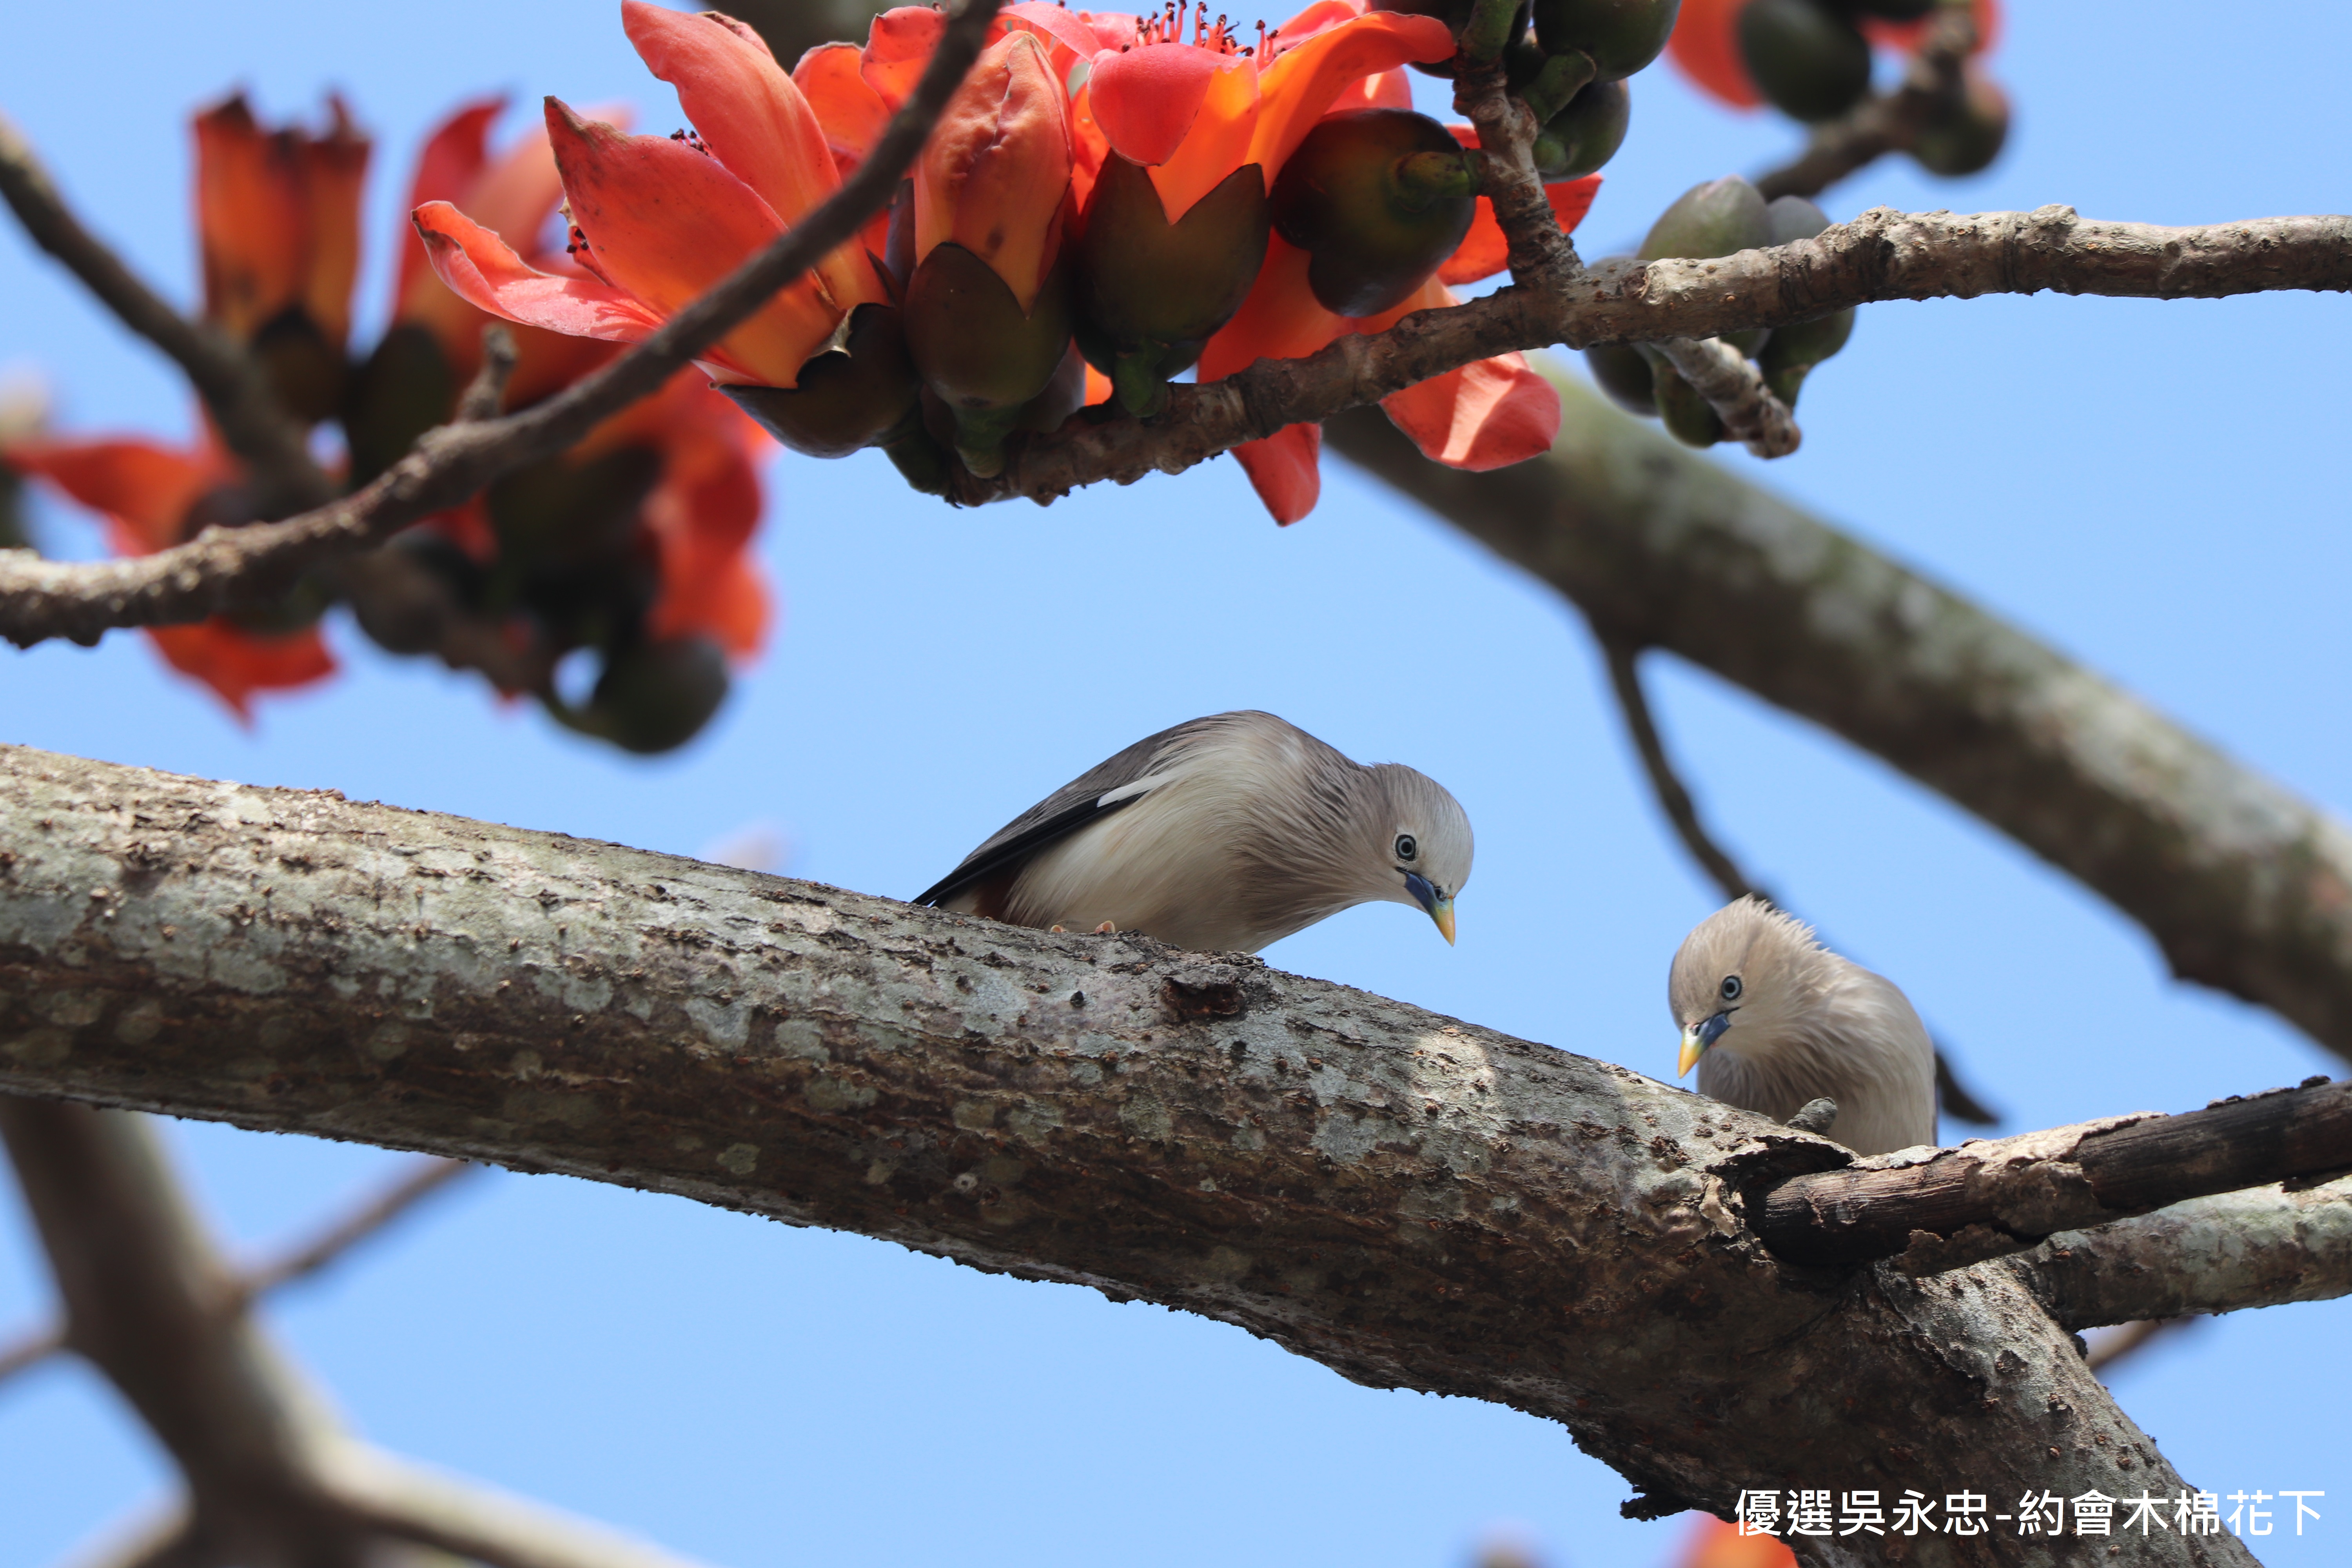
912;713;1259;907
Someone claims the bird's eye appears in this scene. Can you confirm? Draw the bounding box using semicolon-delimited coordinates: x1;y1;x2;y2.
1394;834;1418;862
1719;975;1743;1003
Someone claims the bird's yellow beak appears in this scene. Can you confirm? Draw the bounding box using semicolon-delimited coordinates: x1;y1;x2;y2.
1432;898;1457;946
1677;1025;1706;1077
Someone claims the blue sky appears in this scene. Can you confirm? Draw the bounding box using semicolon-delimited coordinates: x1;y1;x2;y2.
2;3;2347;1565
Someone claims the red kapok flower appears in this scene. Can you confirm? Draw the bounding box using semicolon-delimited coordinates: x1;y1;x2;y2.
413;2;889;390
4;434;334;719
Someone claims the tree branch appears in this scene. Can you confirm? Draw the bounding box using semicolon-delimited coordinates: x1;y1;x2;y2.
1651;336;1799;458
1757;1078;2351;1271
1325;379;2352;1068
1754;6;1978;202
0;113;334;514
0;0;1007;652
0;1096;719;1568
0;745;2265;1563
2011;1172;2352;1329
955;205;2348;506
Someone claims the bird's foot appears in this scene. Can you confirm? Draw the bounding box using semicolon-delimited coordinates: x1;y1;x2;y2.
1093;921;1116;934
1049;924;1067;934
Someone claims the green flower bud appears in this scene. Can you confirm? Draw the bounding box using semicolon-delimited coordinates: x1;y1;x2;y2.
1584;340;1657;415
1651;358;1724;448
1534;77;1630;180
1737;0;1873;123
1641;176;1773;354
250;305;349;428
1531;0;1681;83
904;241;1074;477
1372;0;1531;77
1911;69;2009;176
1271;109;1479;319
342;323;454;488
721;304;921;460
557;637;730;756
1078;156;1270;416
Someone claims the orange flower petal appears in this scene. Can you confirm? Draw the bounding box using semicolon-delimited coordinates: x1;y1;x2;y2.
544;100;840;386
623;2;885;312
1675;1515;1800;1568
999;1;1123;74
6;436;223;550
395;98;506;313
194;96;310;338
148;622;335;722
795;43;892;172
1246;11;1455;177
1666;0;1763;109
1198;233;1349;381
1380;349;1559;470
298;96;370;346
1145;57;1261;222
1231;423;1323;524
862;6;948;111
1438;171;1602;286
1091;42;1230;167
913;33;1071;310
1327;65;1414;113
414;200;669;347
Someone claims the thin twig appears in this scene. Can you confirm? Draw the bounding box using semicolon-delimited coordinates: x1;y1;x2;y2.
455;325;520;424
0;1155;471;1392
1755;7;1979;201
1652;337;1800;458
1596;631;1998;1125
0;112;334;514
0;0;1007;650
2084;1316;2195;1375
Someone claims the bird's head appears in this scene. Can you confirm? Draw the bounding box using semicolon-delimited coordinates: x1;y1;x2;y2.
1667;895;1832;1076
1363;764;1473;944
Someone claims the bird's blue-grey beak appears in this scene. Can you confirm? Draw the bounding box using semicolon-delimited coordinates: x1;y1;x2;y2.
1677;1011;1732;1076
1403;872;1456;946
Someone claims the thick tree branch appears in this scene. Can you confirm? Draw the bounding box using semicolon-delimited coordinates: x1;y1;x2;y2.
0;746;2261;1564
1758;1078;2350;1271
0;1097;718;1568
1754;7;1978;202
2011;1173;2352;1329
0;113;334;514
0;0;1006;651
1326;380;2352;1067
0;1153;467;1391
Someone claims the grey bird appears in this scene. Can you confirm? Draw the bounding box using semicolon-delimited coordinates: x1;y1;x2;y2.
1668;896;1936;1155
914;711;1472;954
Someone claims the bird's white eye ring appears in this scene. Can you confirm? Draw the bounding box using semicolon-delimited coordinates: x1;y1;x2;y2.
1394;833;1418;862
1719;974;1743;1002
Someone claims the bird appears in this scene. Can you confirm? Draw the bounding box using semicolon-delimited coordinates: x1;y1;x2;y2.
913;711;1472;955
1666;896;1936;1155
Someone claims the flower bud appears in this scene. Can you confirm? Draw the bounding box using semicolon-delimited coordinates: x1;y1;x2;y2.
913;32;1072;312
1641;175;1773;354
1270;109;1478;318
1077;156;1271;416
1910;67;2009;176
1534;77;1630;180
1736;0;1871;123
1757;196;1854;406
1532;0;1681;82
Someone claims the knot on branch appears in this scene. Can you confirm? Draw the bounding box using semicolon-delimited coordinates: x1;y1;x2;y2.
1161;964;1247;1022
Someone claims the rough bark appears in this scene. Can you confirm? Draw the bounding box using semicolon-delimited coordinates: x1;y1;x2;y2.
2013;1174;2352;1330
1757;1084;2352;1270
1325;384;2352;1064
0;744;2263;1566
